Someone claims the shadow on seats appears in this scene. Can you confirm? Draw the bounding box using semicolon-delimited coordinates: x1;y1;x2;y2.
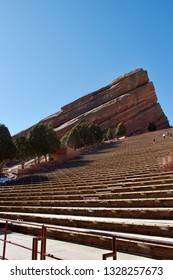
7;175;50;186
81;141;122;155
40;158;94;172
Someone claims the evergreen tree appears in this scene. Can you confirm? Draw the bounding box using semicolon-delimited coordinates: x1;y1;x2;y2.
0;124;16;170
66;122;102;149
46;125;61;154
15;135;33;169
115;122;126;137
89;123;102;143
148;122;157;132
106;128;113;140
28;124;60;163
78;123;93;146
66;126;82;149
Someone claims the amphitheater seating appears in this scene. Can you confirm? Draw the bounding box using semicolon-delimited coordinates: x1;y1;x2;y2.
1;128;173;259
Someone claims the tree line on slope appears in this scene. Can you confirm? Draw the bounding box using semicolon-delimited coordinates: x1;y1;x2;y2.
62;121;128;147
0;120;156;172
0;123;60;172
61;122;103;149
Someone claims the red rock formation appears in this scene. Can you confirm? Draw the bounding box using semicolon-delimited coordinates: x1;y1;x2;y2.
42;68;169;137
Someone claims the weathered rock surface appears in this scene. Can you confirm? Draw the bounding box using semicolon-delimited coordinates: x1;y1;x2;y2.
41;68;169;137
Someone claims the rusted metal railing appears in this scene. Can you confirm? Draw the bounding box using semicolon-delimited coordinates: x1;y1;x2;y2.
1;218;173;260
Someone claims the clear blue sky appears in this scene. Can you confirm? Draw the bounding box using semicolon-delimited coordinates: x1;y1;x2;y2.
0;0;173;136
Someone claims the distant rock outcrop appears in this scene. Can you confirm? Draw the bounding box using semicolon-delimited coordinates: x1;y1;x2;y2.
42;68;169;137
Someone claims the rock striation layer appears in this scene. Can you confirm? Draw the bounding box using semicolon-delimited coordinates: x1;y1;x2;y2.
42;68;169;137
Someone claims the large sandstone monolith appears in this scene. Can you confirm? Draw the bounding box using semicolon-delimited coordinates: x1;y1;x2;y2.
42;68;169;137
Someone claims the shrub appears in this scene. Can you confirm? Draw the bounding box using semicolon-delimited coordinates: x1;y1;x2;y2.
65;126;82;149
65;122;102;149
78;123;94;146
89;123;102;143
148;122;156;132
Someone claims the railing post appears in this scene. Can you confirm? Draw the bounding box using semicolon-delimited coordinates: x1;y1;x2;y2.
41;225;47;260
32;225;47;260
102;237;117;260
32;238;38;260
2;221;8;260
112;237;117;260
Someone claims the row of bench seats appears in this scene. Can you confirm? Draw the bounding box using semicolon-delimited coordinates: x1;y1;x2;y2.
1;128;173;259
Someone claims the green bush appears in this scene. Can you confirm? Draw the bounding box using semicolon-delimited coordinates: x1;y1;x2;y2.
65;122;102;149
148;122;156;132
89;123;102;143
66;126;82;149
78;123;94;146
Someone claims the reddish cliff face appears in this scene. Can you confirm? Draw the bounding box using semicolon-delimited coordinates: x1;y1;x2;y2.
42;68;169;138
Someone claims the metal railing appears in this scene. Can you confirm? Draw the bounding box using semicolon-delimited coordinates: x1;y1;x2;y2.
1;218;173;260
